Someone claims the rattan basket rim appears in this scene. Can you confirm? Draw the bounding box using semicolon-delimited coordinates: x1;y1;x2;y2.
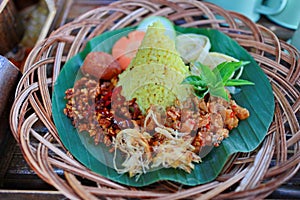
9;0;300;199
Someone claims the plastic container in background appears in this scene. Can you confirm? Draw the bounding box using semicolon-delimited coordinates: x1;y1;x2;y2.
203;0;287;22
291;22;300;50
266;0;300;30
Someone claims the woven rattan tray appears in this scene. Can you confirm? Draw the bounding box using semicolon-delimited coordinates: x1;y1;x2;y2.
10;0;300;199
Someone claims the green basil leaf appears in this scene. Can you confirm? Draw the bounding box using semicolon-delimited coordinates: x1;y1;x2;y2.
214;63;236;83
191;61;229;101
193;85;208;92
225;79;255;86
194;62;218;85
208;82;229;101
213;61;250;83
195;88;209;99
218;61;249;71
182;75;206;87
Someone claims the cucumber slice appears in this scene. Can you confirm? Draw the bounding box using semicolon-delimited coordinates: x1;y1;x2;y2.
137;16;176;40
176;34;211;64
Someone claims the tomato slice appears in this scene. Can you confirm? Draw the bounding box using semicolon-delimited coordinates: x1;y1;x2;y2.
112;30;145;70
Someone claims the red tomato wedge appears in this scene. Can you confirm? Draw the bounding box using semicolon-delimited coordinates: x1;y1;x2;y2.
112;30;145;70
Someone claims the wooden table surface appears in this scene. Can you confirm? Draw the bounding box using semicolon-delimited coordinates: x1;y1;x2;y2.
0;0;299;199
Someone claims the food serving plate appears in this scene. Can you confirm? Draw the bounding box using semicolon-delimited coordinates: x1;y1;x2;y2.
10;0;300;199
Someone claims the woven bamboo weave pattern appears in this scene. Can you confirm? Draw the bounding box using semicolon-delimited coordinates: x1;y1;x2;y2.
10;0;299;199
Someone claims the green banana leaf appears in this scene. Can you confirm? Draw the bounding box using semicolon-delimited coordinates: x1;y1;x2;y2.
52;26;274;187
